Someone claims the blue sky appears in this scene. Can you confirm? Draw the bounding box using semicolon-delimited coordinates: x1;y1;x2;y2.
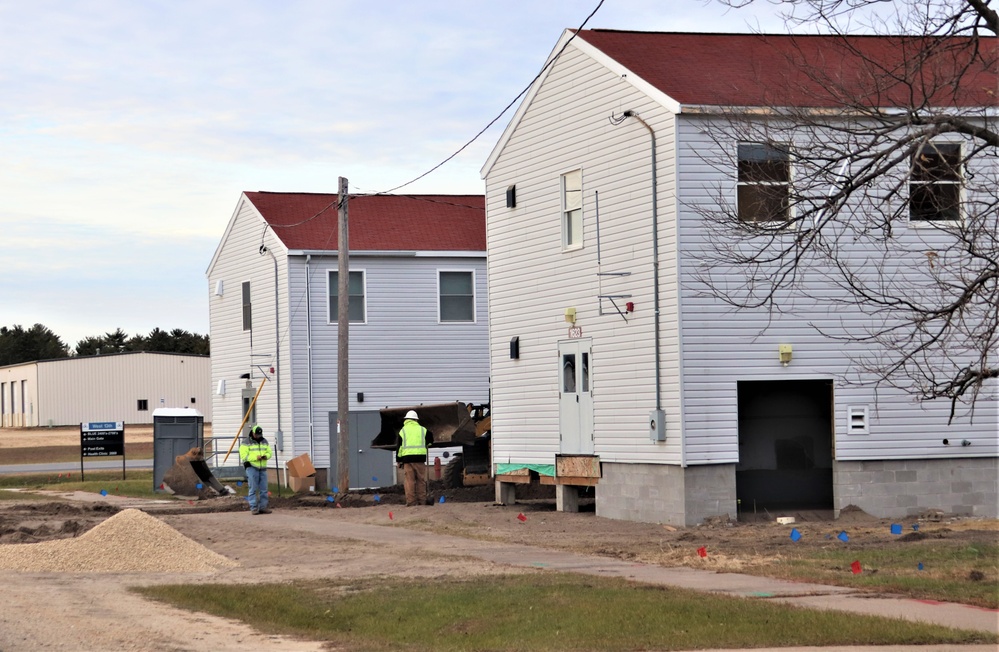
1;0;792;349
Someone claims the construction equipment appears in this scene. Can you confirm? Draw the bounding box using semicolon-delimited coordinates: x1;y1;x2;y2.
370;402;492;488
161;447;234;497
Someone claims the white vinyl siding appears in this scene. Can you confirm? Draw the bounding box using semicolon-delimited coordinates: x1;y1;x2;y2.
207;196;291;462
675;116;997;463
485;42;682;467
286;255;489;469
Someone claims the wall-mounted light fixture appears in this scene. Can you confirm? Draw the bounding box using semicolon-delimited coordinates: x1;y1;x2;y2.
779;344;793;366
564;307;576;324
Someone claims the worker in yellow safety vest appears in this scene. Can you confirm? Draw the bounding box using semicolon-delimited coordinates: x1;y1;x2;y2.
240;424;273;515
396;410;432;506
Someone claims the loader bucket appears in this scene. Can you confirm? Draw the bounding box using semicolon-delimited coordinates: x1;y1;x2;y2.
370;402;479;449
161;447;230;497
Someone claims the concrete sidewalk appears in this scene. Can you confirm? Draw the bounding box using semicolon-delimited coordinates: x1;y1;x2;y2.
204;510;999;637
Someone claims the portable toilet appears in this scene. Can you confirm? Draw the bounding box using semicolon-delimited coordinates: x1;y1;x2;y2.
153;407;204;492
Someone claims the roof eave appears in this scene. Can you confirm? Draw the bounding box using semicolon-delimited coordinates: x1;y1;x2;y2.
481;29;682;180
287;249;486;258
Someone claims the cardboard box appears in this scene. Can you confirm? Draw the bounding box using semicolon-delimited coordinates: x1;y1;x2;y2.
286;453;316;478
288;475;315;493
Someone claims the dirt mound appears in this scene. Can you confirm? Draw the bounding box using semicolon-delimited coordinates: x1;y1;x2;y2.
0;503;118;544
0;508;238;573
837;504;877;523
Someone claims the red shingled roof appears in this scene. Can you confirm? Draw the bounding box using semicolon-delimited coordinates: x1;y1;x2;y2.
245;192;485;252
575;30;997;109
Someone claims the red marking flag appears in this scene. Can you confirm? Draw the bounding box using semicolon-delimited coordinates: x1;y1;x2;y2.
697;546;707;558
851;560;862;574
389;511;394;520
517;513;527;522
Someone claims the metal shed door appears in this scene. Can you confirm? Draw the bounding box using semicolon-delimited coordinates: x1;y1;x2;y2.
328;410;394;490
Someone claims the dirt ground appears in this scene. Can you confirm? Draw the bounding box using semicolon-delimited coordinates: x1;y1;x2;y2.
0;426;996;651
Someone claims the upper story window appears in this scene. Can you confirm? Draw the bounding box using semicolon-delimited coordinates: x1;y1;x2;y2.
241;281;252;331
737;143;791;223
328;270;366;323
439;271;475;322
561;169;583;249
910;143;961;222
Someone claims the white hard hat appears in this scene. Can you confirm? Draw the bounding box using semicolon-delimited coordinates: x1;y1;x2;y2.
404;410;419;421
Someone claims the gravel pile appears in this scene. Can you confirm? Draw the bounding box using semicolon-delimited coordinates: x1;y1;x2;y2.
0;508;239;573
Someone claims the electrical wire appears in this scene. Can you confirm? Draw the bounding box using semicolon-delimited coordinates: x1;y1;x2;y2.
378;0;606;194
259;0;606;350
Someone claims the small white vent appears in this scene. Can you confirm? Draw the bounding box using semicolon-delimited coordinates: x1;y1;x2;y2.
215;280;224;296
847;405;869;435
216;379;226;396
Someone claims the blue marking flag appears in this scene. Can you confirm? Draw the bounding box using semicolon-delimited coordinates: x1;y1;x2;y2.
372;477;378;482
237;481;243;487
196;483;203;490
837;531;849;542
912;524;919;531
439;496;445;503
790;528;802;542
326;495;334;502
333;486;340;493
100;489;107;496
374;494;381;502
918;562;924;570
890;523;902;535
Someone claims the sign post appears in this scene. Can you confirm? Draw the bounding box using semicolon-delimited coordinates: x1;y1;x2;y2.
80;421;126;481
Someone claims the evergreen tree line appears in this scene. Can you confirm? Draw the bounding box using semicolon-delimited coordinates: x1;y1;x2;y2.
0;324;210;366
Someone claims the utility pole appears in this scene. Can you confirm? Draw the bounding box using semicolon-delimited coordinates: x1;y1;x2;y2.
337;176;350;495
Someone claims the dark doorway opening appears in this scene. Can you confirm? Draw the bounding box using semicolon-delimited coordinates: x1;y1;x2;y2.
736;379;833;517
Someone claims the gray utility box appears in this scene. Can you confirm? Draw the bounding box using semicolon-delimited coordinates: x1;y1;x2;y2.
153;407;205;492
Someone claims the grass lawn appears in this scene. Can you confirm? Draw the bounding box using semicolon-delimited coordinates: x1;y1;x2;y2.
136;573;997;651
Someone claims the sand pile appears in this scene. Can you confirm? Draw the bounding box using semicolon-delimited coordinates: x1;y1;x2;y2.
0;508;239;573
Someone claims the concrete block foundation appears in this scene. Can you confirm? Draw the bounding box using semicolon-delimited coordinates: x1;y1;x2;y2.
834;458;998;518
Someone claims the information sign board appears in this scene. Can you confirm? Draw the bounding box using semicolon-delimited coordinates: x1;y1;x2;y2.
80;421;126;481
81;422;125;457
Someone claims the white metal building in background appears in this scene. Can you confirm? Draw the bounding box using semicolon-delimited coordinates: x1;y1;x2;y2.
207;191;489;490
0;351;212;428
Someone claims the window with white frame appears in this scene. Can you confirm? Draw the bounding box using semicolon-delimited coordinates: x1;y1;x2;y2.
328;270;366;323
241;281;252;331
909;143;961;222
439;271;475;322
737;143;791;223
561;169;582;248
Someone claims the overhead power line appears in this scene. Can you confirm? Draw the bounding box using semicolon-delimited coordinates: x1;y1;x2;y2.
379;0;607;194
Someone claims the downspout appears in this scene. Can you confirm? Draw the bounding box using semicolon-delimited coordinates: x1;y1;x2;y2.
306;255;315;460
259;243;283;452
622;110;662;413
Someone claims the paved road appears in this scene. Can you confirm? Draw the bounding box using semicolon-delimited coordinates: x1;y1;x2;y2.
0;458;153;475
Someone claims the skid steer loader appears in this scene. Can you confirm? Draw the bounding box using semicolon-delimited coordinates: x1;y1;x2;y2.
369;402;491;488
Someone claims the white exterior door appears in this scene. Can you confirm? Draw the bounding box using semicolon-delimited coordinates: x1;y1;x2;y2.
558;339;594;455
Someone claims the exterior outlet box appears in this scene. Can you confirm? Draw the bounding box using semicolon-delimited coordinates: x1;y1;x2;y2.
649;409;666;442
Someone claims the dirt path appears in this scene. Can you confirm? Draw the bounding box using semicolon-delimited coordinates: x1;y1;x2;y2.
0;492;996;651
